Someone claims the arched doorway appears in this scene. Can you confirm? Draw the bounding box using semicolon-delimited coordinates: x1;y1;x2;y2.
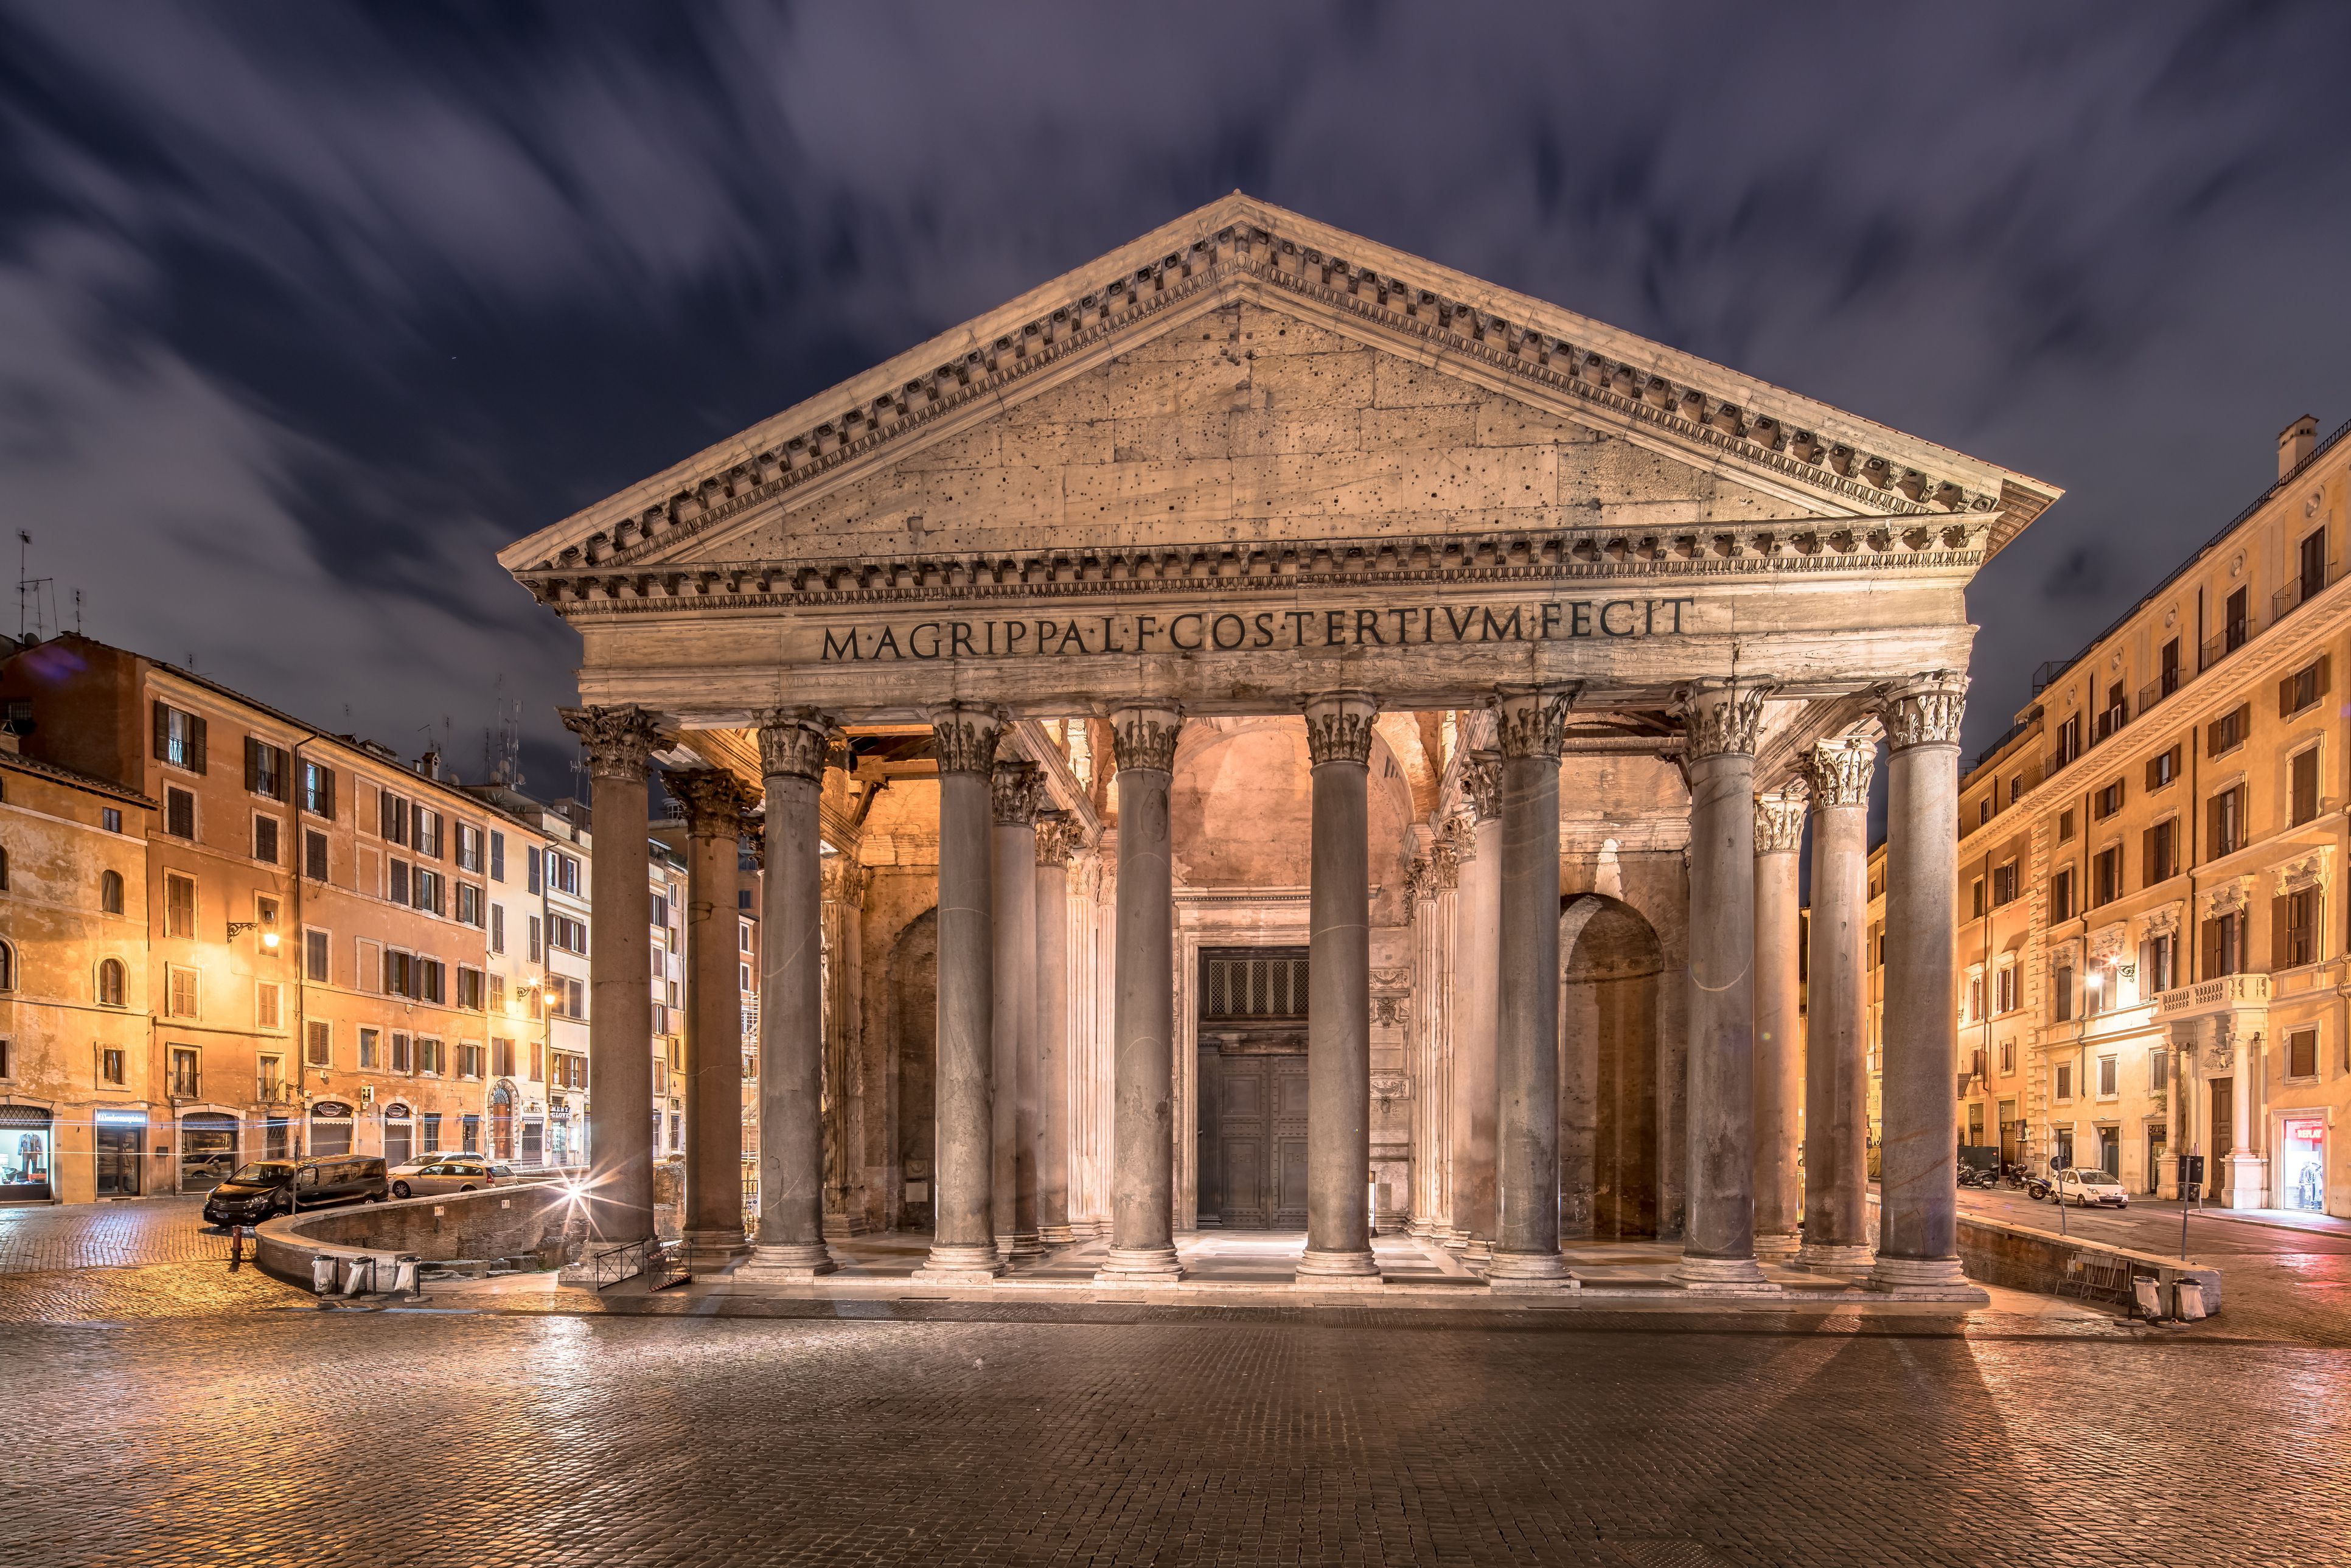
489;1082;515;1161
1558;894;1663;1240
886;908;938;1229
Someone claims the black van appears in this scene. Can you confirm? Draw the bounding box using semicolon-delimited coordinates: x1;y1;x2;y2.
202;1156;388;1227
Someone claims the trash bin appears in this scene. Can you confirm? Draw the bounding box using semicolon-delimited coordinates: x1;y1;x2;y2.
310;1254;338;1295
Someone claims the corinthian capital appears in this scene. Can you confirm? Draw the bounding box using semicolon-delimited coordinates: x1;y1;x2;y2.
1805;736;1877;806
1461;750;1502;821
991;760;1044;826
1679;680;1771;761
756;707;833;782
1755;787;1808;854
1877;672;1968;751
1301;690;1379;767
560;705;674;782
1108;703;1183;774
667;766;759;838
927;703;1007;775
1492;685;1577;760
1035;812;1081;867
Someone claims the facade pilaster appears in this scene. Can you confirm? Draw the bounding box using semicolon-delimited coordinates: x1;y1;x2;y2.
559;704;669;1247
990;756;1045;1261
1800;737;1876;1270
912;703;1007;1283
746;708;837;1275
1297;691;1382;1286
1095;705;1185;1283
670;766;761;1266
1449;753;1502;1260
1672;680;1775;1291
1870;673;1976;1294
1751;784;1808;1259
1488;689;1576;1291
1036;814;1078;1244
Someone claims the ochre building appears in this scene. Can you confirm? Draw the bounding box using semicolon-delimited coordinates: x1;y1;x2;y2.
500;195;2063;1291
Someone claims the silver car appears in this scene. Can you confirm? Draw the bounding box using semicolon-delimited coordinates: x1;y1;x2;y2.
388;1155;516;1199
2050;1167;2130;1208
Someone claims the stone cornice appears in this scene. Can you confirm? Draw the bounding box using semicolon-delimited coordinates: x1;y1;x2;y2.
504;198;2060;586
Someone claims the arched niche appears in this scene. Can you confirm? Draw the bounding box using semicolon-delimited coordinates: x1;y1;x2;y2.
1558;893;1663;1240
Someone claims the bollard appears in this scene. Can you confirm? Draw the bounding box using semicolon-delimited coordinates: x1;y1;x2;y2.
393;1255;422;1299
340;1257;374;1297
310;1253;338;1295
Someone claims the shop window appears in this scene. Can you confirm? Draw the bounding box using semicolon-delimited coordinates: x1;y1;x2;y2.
2287;1028;2319;1079
101;869;124;914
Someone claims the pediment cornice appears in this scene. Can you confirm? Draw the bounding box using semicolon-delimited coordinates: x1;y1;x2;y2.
500;194;2061;580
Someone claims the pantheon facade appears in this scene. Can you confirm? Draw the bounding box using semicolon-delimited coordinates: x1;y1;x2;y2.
501;196;2061;1294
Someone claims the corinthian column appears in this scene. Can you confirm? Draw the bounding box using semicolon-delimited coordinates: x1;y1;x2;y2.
748;708;835;1275
1751;785;1808;1260
670;766;760;1266
1672;680;1775;1291
991;755;1045;1261
1801;737;1875;1270
1095;703;1185;1284
1488;688;1576;1291
559;705;670;1247
1036;814;1078;1245
1449;755;1502;1259
913;703;1006;1284
1297;691;1382;1285
1871;674;1976;1294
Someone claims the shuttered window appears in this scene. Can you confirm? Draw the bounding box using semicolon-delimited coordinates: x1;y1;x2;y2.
153;702;207;773
245;737;288;800
2279;656;2330;718
2145;745;2180;790
2205;703;2251;757
2291;747;2321;826
2272;888;2318;970
2142;819;2176;885
304;829;329;883
2206;786;2247;859
380;790;409;844
302;761;336;819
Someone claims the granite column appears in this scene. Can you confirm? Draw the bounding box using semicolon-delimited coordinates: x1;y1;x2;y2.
748;709;836;1275
991;756;1045;1261
672;767;759;1266
1800;738;1876;1269
1297;691;1381;1285
1036;814;1076;1246
1447;756;1502;1259
1751;786;1808;1260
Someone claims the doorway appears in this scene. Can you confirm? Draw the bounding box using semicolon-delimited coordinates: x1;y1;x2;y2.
178;1113;239;1192
2282;1118;2325;1211
2210;1079;2234;1160
887;908;938;1229
2146;1126;2168;1196
1193;947;1309;1230
94;1124;142;1196
1559;896;1663;1239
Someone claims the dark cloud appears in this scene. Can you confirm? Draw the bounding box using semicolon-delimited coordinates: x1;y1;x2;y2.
2;0;2349;781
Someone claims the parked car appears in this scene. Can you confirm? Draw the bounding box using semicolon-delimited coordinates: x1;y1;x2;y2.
202;1157;388;1226
388;1155;517;1199
2050;1167;2130;1208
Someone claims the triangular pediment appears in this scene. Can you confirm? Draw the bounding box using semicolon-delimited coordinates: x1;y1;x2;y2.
501;193;2059;582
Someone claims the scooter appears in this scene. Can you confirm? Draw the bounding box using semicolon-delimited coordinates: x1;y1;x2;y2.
2021;1173;2052;1201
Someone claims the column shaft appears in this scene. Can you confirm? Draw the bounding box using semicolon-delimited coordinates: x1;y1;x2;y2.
750;711;834;1274
1673;682;1771;1290
1298;692;1380;1283
991;761;1043;1260
1871;675;1974;1292
1036;819;1075;1244
1800;740;1875;1269
1096;706;1183;1283
1751;789;1807;1258
1489;691;1572;1289
561;706;665;1249
674;768;757;1264
915;705;1004;1283
1449;768;1502;1256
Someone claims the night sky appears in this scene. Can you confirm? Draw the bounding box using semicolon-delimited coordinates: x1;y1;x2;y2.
4;2;2348;798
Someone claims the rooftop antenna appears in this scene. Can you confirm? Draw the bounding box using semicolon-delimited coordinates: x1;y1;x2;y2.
71;588;82;636
16;531;55;643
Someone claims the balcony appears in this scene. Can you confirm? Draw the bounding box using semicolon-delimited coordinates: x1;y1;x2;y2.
2199;616;2254;672
2155;972;2271;1020
2137;667;2182;716
2273;561;2336;624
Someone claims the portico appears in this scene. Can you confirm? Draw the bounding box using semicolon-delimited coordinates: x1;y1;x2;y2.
502;195;2059;1298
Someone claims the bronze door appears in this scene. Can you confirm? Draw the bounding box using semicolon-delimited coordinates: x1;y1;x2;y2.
1202;1051;1310;1230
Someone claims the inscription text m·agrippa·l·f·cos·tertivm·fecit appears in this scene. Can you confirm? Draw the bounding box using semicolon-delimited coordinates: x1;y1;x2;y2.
815;598;1699;662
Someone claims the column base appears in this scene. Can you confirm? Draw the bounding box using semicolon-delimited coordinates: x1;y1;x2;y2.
1039;1224;1078;1246
1865;1254;1982;1299
1486;1249;1576;1292
739;1242;837;1278
2226;1154;2270;1211
1406;1216;1437;1239
1795;1241;1876;1271
911;1242;1005;1286
1009;1229;1048;1261
1670;1253;1777;1293
1294;1247;1381;1287
1754;1230;1802;1260
1092;1245;1183;1284
681;1230;753;1269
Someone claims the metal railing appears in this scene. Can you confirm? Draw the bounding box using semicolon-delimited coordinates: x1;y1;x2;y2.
590;1237;691;1291
2273;562;2336;624
2137;667;2181;715
2198;618;2254;672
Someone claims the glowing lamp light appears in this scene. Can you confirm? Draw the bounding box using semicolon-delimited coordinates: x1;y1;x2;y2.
261;930;280;952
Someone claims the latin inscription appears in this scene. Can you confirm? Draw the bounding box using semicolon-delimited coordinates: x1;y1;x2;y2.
817;598;1698;662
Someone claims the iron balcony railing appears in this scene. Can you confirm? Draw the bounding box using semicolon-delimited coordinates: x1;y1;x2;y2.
2137;666;2182;715
2273;560;2338;624
2199;615;2255;672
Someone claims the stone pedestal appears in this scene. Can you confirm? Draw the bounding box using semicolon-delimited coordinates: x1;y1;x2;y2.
1096;704;1185;1286
1751;787;1806;1259
1297;692;1381;1286
1674;681;1769;1291
2226;1153;2270;1210
1489;688;1573;1292
914;705;1006;1286
991;759;1045;1262
747;709;836;1277
1800;738;1876;1272
560;705;668;1250
1869;675;1971;1294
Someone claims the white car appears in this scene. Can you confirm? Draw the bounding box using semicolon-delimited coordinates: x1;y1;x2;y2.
2050;1167;2130;1208
387;1154;515;1199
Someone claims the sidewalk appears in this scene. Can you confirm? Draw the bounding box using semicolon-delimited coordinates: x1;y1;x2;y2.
2126;1199;2351;1241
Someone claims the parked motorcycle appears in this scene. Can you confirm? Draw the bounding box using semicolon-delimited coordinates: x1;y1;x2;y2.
2021;1173;2052;1201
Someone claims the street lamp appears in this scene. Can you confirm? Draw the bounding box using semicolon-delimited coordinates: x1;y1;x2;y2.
226;921;280;952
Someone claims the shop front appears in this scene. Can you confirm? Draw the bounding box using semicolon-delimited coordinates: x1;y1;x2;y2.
382;1103;415;1168
177;1111;239;1193
94;1108;146;1197
548;1104;573;1168
308;1101;355;1159
0;1103;54;1202
2280;1115;2327;1213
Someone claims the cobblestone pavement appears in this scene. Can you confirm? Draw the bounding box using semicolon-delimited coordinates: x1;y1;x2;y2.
0;1196;227;1272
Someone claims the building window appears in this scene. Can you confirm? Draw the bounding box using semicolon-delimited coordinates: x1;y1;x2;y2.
422;1111;441;1151
166;964;200;1019
2287;1028;2319;1080
408;805;442;858
100;869;125;915
304;829;329;883
2084;962;2111;1017
101;1047;125;1084
162;873;196;938
0;941;13;993
1977;798;1991;828
456;966;486;1011
2143;819;2177;885
2094;779;2124;820
2276;887;2319;969
2201;911;2243;979
1966;973;1984;1022
253;815;280;865
490;904;505;954
490;830;506;883
2092;846;2122;907
359;1028;380;1070
2142;930;2175;995
1998;1040;2015;1076
549;852;580;896
2055;1062;2073;1101
302;761;336;818
459;1042;483;1081
2279;657;2330;719
456;823;483;873
305;1020;332;1067
2291;747;2321;826
97;957;126;1007
256;981;282;1031
2206;786;2247;859
154;703;207;773
391;1032;413;1074
168;1046;200;1098
302;928;329;984
739;921;754;954
2147;745;2179;790
245;737;288;801
2050;868;2075;923
2053;964;2074;1022
164;786;195;840
550;914;587;955
526;846;542;893
528;915;544;961
1994;966;2018;1014
529;1042;544;1081
492;1037;515;1078
2205;703;2251;758
1991;862;2019;905
1970;877;1985;918
102;806;122;834
413;867;445;916
417;1037;445;1076
2098;1056;2117;1098
2058;809;2076;843
463;1113;481;1153
458;883;482;927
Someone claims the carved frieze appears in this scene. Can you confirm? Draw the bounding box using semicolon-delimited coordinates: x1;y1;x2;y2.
1461;750;1503;821
927;703;1006;775
1805;736;1876;806
756;706;832;782
1302;691;1379;767
2141;902;2182;939
1680;681;1770;761
2277;847;2330;895
560;705;673;782
667;766;760;838
1109;703;1184;773
1878;672;1967;750
1492;685;1576;760
2205;874;2255;919
991;761;1044;826
1371;996;1410;1028
821;855;871;905
1754;789;1808;854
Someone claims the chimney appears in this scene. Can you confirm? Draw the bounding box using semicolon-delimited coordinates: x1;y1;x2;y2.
2280;414;2319;481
